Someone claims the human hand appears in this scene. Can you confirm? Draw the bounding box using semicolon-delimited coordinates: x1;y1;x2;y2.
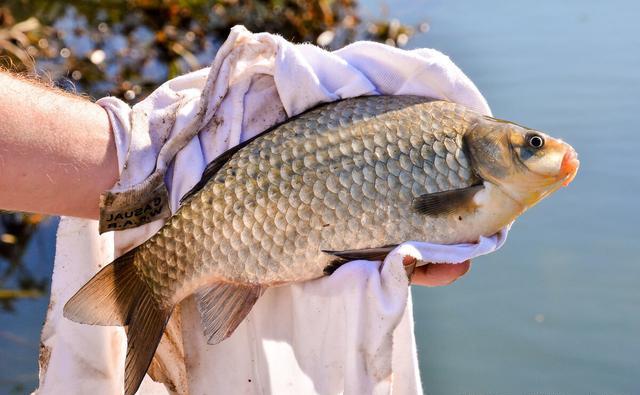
403;256;471;287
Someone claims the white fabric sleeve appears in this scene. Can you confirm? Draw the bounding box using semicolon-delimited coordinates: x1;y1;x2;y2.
36;25;504;395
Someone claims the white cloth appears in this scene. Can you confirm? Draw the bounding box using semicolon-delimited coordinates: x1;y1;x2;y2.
36;26;506;395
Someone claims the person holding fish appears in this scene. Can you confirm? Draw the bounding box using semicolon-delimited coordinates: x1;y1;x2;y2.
0;26;578;395
0;74;468;287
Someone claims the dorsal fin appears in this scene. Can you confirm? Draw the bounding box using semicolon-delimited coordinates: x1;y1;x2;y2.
178;97;360;206
179;113;296;205
179;144;245;205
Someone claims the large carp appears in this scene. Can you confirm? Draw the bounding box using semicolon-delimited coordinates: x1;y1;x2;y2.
64;95;579;395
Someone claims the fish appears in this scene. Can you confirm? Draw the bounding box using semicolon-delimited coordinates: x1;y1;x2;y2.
63;95;579;395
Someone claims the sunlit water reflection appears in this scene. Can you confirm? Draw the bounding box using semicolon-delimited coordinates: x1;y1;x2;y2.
373;1;640;394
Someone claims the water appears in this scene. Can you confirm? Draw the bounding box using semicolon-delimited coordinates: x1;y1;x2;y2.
0;219;57;394
362;0;640;393
2;1;639;394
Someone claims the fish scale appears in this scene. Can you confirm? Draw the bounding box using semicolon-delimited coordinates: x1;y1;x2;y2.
134;96;482;307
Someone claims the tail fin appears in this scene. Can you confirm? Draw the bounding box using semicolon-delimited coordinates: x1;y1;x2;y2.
64;249;172;395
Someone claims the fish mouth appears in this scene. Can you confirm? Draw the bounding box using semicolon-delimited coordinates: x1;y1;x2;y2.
559;147;580;186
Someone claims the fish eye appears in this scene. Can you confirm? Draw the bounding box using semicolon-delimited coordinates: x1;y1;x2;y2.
527;134;545;149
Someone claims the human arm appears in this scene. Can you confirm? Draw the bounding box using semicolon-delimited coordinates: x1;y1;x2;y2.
0;71;118;219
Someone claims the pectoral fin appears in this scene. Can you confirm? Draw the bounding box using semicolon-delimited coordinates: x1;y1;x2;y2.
196;282;263;345
411;184;483;216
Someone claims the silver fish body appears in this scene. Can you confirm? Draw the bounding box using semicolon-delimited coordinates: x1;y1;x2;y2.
137;95;494;305
64;95;579;395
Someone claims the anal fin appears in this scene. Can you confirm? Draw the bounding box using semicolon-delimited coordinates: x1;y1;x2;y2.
196;282;263;345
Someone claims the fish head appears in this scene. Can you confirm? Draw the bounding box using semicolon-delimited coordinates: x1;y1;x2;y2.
465;116;579;209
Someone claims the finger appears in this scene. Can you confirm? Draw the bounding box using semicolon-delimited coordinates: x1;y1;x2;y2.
410;260;471;287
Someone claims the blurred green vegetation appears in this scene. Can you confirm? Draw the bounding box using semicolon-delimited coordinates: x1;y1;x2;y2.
1;0;420;101
0;0;421;310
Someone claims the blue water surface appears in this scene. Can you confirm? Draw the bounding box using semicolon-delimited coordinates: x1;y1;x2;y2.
0;219;57;394
361;0;640;394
